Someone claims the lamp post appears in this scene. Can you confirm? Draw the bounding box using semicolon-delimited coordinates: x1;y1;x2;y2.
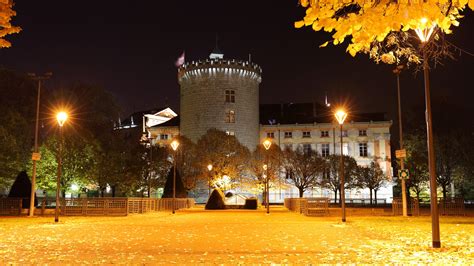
415;18;440;248
27;72;52;217
207;164;213;196
55;111;67;223
393;65;408;217
263;139;272;214
335;109;347;222
170;139;179;214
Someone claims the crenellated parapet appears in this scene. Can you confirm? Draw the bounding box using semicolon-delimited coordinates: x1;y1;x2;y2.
178;59;262;83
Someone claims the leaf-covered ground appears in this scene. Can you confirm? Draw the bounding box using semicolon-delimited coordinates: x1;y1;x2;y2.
0;207;473;264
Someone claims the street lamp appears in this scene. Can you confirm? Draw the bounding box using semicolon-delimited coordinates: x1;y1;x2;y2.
263;138;272;214
334;109;347;222
27;72;52;217
416;18;440;248
393;65;408;217
207;164;213;196
55;111;68;223
170;139;179;214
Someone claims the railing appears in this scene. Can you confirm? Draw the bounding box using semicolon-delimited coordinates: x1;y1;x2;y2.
328;198;387;206
392;197;465;216
439;198;465;216
0;198;22;216
60;198;195;216
284;197;329;216
392;197;420;216
62;198;129;216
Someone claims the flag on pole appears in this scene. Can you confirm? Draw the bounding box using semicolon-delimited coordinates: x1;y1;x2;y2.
175;51;185;67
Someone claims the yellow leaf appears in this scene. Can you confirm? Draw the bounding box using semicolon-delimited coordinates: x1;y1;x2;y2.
469;0;474;10
294;21;305;28
319;41;329;48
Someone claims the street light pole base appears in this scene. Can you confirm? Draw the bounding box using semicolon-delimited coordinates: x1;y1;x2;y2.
55;218;58;223
342;218;346;223
432;241;441;248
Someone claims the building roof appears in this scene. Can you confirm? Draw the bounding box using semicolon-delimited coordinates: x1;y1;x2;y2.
259;103;388;125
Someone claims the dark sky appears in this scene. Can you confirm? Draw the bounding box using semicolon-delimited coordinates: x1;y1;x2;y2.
1;1;473;123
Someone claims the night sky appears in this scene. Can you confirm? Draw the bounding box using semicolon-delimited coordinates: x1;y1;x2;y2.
1;1;473;124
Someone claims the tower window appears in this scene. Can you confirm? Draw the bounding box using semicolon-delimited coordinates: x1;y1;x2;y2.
266;132;275;139
225;110;235;123
302;131;311;138
321;130;329;137
303;144;312;155
225;90;235;103
226;131;235;136
359;129;367;136
284;131;292;138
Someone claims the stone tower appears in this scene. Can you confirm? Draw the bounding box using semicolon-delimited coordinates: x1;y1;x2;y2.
178;50;262;150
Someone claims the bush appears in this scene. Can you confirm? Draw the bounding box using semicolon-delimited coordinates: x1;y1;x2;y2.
243;197;258;210
8;171;37;208
162;166;187;198
205;188;226;210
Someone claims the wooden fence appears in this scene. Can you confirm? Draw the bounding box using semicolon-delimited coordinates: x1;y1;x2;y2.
61;198;195;216
0;198;22;216
392;198;420;216
284;197;329;216
439;198;465;216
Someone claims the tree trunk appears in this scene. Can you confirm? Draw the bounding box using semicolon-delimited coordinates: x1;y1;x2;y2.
298;188;304;198
369;189;373;205
442;185;447;202
374;190;378;206
334;189;338;205
111;186;116;197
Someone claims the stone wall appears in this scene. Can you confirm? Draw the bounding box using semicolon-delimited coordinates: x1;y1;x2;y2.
179;59;262;150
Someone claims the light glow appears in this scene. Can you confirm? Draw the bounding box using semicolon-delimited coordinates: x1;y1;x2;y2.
170;140;179;151
415;18;436;43
56;111;68;127
207;164;213;171
335;109;348;125
263;139;272;150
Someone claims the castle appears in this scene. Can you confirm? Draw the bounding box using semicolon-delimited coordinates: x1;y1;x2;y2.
117;49;393;202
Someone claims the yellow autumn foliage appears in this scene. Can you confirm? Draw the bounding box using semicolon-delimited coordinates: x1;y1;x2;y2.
0;1;20;48
295;0;472;58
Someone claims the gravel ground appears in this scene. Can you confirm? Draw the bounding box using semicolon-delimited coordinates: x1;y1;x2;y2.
0;206;473;264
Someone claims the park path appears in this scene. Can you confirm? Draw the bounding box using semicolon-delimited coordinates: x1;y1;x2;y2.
0;206;473;264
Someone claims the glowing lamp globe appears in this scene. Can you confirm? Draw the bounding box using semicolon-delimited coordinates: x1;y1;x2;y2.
56;111;68;127
170;140;180;151
263;139;272;150
335;110;348;125
207;164;213;171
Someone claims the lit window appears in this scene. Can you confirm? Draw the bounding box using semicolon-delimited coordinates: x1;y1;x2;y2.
226;131;235;136
284;131;292;138
160;134;168;140
321;143;330;157
267;132;275;139
225;90;235;103
359;143;368;157
321;130;329;137
302;131;311;138
359;129;367;136
225;110;235;123
342;130;348;137
303;144;312;155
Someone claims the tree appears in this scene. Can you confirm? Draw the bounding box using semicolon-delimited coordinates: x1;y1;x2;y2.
196;129;250;191
295;0;473;62
403;133;430;202
321;155;358;204
34;133;99;197
173;136;200;192
356;159;389;205
0;1;21;48
0;69;36;192
282;147;324;198
248;143;282;202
